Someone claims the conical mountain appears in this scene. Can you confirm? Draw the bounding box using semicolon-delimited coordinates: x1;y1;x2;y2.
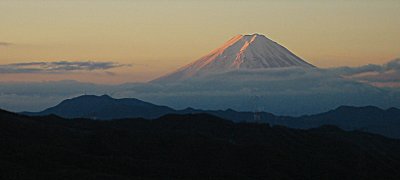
152;34;315;83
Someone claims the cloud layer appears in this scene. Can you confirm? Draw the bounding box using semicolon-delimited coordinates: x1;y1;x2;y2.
327;59;400;87
0;61;129;74
125;67;398;115
0;42;13;46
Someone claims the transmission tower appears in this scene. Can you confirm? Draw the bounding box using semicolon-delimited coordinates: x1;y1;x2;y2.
252;95;263;123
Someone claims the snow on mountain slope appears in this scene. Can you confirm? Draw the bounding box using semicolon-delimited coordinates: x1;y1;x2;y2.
152;34;315;83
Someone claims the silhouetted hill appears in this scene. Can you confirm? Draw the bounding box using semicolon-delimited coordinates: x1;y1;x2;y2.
22;95;278;122
2;109;400;179
24;95;176;119
22;95;400;138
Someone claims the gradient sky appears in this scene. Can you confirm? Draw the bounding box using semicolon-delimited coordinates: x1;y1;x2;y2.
0;0;399;84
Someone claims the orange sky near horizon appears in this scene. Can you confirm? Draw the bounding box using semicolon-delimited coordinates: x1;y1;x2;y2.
0;0;399;84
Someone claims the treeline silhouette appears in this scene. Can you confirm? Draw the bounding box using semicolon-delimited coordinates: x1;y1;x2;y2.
2;109;400;179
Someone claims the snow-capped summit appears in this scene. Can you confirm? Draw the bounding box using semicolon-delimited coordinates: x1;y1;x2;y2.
152;33;315;83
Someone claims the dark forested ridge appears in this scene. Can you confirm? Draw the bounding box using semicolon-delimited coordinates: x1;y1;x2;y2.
2;109;400;179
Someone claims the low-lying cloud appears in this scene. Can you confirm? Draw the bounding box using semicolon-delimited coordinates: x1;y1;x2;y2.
327;59;400;87
0;42;13;46
0;61;129;74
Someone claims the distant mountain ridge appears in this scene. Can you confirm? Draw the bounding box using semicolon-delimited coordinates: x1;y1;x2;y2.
23;94;400;139
281;105;400;138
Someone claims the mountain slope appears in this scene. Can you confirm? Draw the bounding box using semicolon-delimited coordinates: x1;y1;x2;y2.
2;109;400;179
152;34;314;82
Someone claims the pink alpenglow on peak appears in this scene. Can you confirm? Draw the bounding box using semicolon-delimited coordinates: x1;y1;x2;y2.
152;34;315;83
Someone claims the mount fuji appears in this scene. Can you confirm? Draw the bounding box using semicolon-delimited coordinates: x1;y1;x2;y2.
131;33;400;115
153;34;315;83
1;34;399;116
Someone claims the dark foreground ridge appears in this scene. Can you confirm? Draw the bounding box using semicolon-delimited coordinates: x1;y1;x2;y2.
2;109;400;179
